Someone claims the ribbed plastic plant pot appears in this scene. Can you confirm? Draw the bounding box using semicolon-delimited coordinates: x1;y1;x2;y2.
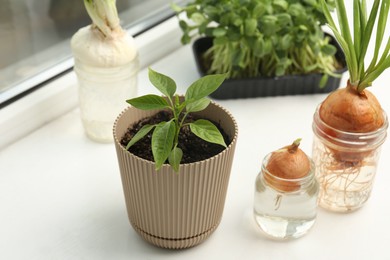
113;101;238;249
192;36;347;99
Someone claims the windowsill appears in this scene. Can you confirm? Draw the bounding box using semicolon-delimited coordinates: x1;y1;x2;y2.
1;16;390;260
0;17;183;150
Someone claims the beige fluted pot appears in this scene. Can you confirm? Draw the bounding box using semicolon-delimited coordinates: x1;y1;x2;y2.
113;101;238;249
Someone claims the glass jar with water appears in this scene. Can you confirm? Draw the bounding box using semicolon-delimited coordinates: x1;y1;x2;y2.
253;153;319;240
312;105;388;212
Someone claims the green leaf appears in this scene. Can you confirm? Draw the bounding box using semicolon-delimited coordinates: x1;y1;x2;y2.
321;44;337;56
244;18;257;36
190;13;205;24
212;27;227;37
253;3;266;17
204;6;219;18
198;23;208;34
366;0;390;74
261;15;280;35
126;124;155;150
303;0;317;7
334;0;358;82
168;146;183;172
369;37;390;76
181;34;191;45
214;36;228;45
189;119;227;147
253;37;265;57
185;73;227;102
152;121;176;170
280;34;292;50
184;5;197;18
288;3;304;17
358;0;381;78
299;25;308;31
360;55;390;90
273;0;288;11
359;0;368;29
321;0;356;82
353;0;361;55
276;13;292;27
227;30;241;41
126;94;169;110
220;13;232;26
148;68;176;97
205;27;215;37
186;97;211;113
179;20;188;31
232;17;243;27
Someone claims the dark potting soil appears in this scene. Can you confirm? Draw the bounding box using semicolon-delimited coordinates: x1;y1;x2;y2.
120;110;231;164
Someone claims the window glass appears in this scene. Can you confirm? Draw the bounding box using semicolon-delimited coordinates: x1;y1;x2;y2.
0;0;186;105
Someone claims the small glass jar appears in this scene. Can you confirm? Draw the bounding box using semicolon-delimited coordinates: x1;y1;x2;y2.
312;105;388;212
253;153;319;240
74;57;139;143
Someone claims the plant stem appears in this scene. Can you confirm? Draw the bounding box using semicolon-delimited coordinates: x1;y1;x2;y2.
84;0;121;38
288;138;302;153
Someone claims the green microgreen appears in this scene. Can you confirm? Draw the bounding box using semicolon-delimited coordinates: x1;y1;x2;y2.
174;0;341;87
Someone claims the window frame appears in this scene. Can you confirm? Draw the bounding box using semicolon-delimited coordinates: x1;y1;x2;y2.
0;15;185;150
0;0;188;108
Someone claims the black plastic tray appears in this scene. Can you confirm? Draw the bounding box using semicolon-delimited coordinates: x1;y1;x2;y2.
192;36;347;99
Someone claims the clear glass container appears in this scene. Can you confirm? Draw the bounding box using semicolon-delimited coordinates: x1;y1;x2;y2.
253;153;319;240
74;57;139;143
312;105;388;212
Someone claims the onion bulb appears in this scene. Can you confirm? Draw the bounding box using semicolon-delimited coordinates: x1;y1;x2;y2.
264;139;311;192
71;0;138;68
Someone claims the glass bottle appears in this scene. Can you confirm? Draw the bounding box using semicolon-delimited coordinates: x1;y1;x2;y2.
74;58;139;143
312;105;388;212
253;153;319;240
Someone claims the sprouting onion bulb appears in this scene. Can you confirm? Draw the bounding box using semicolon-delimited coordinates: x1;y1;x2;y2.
265;139;311;192
71;0;138;68
319;0;389;135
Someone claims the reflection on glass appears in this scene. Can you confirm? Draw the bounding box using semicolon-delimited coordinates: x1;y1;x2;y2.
0;0;180;104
